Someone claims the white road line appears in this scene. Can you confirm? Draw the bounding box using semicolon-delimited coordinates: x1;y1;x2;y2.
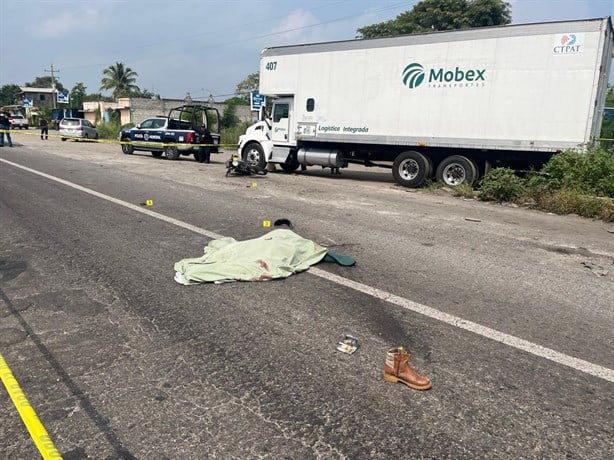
1;159;224;240
309;267;614;383
3;158;614;384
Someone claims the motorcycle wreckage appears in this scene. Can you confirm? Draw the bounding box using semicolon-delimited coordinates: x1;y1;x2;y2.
225;155;268;177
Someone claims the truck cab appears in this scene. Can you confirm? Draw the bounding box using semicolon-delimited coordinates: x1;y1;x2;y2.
238;97;296;169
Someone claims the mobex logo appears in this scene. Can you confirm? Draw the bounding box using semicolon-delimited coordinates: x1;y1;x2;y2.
402;62;486;89
402;63;425;89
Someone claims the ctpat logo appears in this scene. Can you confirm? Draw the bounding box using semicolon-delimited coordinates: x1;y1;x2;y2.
402;63;425;89
553;33;583;55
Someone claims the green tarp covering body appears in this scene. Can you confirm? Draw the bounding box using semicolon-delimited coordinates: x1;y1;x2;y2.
174;229;329;285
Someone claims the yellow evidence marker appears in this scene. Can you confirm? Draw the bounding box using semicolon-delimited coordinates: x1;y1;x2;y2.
262;220;271;227
145;200;154;206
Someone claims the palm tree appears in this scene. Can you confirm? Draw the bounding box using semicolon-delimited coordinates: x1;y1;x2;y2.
100;62;140;99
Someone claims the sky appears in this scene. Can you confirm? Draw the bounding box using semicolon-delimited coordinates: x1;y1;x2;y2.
1;0;613;101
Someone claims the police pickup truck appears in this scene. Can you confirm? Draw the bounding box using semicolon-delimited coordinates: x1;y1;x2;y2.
119;105;220;160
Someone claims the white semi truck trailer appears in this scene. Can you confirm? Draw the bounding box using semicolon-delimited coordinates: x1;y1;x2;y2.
238;17;613;187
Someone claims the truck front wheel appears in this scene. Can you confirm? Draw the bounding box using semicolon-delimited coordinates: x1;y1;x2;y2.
242;143;266;169
435;155;478;186
392;151;431;187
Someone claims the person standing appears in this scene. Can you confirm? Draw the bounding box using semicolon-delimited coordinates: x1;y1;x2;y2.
40;117;49;140
0;111;13;147
196;124;213;163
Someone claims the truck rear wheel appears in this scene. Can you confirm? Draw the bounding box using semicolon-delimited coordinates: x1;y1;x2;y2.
121;138;134;154
436;155;478;186
165;145;180;160
242;143;266;169
392;151;431;187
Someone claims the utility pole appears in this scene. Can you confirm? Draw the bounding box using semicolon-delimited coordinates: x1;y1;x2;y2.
44;65;60;109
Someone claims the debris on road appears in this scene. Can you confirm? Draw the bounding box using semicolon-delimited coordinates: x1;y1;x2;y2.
465;217;481;222
581;261;609;277
336;334;360;354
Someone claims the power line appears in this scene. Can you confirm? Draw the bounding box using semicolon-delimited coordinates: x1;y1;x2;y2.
53;1;412;99
60;1;410;72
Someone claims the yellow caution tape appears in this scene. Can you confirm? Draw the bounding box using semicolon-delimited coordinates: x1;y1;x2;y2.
0;128;237;148
0;353;62;459
4;128;613;146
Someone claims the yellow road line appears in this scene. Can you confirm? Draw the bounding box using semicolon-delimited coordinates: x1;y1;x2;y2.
0;353;62;459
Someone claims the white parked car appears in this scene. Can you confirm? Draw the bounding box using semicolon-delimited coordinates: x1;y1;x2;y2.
59;118;99;141
9;114;28;129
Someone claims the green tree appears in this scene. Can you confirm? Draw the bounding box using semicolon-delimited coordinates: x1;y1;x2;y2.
223;96;249;106
600;86;614;148
129;87;156;99
70;82;87;109
220;99;240;128
0;84;23;106
357;0;511;38
82;92;113;103
100;62;140;99
235;72;259;102
25;76;66;93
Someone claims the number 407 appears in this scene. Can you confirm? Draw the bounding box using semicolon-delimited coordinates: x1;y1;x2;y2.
265;61;277;70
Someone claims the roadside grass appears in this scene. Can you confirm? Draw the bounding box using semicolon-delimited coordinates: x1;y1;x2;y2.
422;180;443;192
451;183;476;199
533;190;614;221
429;146;614;222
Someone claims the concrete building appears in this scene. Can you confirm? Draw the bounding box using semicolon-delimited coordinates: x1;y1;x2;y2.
82;97;254;127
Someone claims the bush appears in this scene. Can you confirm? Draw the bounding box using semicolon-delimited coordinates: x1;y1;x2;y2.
479;168;527;202
539;147;614;197
426;147;614;221
97;121;121;140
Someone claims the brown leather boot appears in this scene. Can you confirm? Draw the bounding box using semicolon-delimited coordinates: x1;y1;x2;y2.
383;347;432;390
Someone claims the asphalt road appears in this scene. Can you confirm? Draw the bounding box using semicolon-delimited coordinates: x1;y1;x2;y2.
1;132;613;459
